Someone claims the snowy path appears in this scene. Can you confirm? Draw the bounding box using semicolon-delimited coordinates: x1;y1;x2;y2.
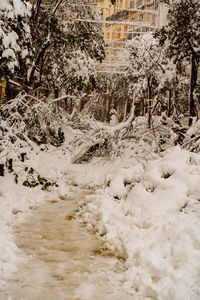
2;186;129;300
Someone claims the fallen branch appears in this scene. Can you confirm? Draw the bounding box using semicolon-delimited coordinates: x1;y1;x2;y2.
49;95;76;104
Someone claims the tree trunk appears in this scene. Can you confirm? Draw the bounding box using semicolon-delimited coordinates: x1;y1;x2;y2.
7;159;13;173
26;38;51;86
33;0;43;26
54;88;59;98
0;164;4;176
189;54;198;117
28;0;64;87
147;77;152;128
123;98;128;121
167;89;172;117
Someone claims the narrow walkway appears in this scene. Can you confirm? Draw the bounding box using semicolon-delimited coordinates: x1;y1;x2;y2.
4;186;125;300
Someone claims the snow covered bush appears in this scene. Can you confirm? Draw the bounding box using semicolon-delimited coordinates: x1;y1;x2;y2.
183;119;200;153
69;112;179;164
70;130;113;164
0;0;32;80
0;93;65;159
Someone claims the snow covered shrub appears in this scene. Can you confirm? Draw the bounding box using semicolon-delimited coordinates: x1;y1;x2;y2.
70;113;179;164
0;0;32;80
127;115;177;154
70;105;137;164
0;93;65;157
71;130;112;164
183;120;200;153
14;166;59;191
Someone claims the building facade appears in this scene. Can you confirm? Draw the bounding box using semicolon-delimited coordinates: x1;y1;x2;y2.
0;80;6;106
94;0;169;118
96;0;159;71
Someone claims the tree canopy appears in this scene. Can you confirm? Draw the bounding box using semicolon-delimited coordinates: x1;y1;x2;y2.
155;0;200;115
0;0;105;98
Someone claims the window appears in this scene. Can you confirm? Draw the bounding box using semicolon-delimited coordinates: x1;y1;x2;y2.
130;0;136;8
139;13;143;21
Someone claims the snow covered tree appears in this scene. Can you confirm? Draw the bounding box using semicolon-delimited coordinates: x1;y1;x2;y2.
0;0;32;83
126;33;160;101
95;33;185;122
0;0;105;99
27;0;105;96
155;0;200;116
125;33;181;119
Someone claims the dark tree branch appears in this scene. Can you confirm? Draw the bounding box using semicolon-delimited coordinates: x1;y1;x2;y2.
33;0;43;25
26;36;51;86
51;0;64;17
27;0;64;86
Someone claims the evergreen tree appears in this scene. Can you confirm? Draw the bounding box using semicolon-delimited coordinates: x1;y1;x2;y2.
0;0;32;82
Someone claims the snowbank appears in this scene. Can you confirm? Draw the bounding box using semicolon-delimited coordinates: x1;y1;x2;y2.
0;173;46;290
1;129;200;300
80;147;200;299
0;147;70;289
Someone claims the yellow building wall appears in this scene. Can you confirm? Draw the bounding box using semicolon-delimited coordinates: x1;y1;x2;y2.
96;0;157;64
0;80;6;106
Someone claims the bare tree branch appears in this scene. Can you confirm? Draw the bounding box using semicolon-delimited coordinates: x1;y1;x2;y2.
51;0;64;16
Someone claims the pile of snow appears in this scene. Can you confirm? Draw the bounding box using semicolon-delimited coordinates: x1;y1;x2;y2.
0;93;68;154
0;146;71;289
80;147;200;299
183;119;200;153
0;173;46;288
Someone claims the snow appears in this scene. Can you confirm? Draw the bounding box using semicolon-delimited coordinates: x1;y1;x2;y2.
0;173;46;288
2;31;19;50
80;147;200;299
0;0;31;17
0;0;11;11
13;0;27;16
1;133;200;299
2;49;16;59
0;149;67;289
